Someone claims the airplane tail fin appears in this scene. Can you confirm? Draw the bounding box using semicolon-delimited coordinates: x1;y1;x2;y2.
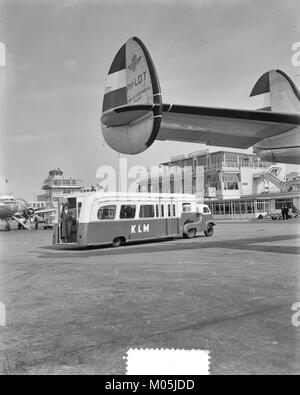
250;69;300;113
101;37;162;155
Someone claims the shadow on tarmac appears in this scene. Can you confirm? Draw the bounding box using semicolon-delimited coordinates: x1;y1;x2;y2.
37;234;300;259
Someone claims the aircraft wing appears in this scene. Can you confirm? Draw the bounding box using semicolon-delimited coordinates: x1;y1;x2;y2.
157;104;300;149
12;215;31;231
34;208;56;215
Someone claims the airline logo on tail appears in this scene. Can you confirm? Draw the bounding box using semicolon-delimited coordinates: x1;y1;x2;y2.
128;54;142;72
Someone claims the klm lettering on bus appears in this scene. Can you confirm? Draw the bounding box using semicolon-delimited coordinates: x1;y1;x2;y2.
126;71;147;92
131;224;150;234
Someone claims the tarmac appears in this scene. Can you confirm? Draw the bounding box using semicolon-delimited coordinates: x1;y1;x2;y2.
0;220;299;375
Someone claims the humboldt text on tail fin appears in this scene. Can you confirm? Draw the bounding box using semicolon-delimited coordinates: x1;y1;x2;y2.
250;69;300;113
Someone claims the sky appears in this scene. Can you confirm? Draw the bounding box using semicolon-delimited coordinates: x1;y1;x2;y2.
0;0;299;200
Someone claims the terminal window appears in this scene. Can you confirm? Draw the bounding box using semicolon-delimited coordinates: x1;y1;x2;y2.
275;199;293;209
206;173;221;191
256;200;270;212
223;173;239;190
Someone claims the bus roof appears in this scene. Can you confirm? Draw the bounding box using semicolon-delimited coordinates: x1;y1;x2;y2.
60;192;197;201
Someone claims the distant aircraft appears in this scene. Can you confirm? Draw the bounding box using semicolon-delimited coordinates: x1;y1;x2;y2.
101;37;300;164
0;195;55;231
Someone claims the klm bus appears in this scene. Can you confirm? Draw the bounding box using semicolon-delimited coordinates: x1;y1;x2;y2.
53;193;215;248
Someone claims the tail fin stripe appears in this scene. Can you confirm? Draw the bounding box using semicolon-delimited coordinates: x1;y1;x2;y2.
250;71;270;96
108;44;126;75
102;87;127;113
104;69;126;94
249;91;271;111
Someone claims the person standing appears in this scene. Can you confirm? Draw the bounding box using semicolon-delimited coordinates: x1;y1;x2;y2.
34;216;39;230
281;206;285;220
65;209;75;242
60;204;69;242
284;205;289;220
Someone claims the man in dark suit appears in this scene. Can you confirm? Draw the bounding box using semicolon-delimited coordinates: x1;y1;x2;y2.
284;205;289;220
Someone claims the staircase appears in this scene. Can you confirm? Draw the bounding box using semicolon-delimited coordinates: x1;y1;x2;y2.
255;165;291;193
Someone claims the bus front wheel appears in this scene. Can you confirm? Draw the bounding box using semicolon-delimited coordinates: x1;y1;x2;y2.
204;224;214;237
112;237;123;248
185;228;196;239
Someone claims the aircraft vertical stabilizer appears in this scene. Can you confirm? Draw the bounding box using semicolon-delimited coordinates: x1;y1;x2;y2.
101;37;162;155
250;69;300;113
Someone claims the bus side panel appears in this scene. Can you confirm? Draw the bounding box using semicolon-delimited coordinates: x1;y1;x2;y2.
78;219;170;245
126;219;167;241
166;218;181;236
76;223;90;246
53;224;59;245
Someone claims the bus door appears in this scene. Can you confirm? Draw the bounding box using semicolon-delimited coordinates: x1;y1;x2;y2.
165;200;180;236
58;197;78;243
55;197;67;243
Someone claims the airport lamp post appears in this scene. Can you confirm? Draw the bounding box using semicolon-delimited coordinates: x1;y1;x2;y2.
117;152;121;193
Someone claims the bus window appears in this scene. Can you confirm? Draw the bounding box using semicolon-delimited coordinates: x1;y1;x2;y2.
98;205;116;220
120;205;136;219
203;206;211;214
156;204;159;218
182;203;191;212
68;197;77;210
161;205;165;218
139;205;155;218
173;204;176;217
168;204;171;217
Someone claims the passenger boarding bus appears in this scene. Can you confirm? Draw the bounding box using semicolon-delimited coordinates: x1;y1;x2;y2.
53;193;215;248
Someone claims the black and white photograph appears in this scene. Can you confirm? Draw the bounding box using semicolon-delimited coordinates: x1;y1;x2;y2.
0;0;300;377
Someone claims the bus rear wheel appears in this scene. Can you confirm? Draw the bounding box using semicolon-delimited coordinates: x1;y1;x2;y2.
204;224;214;237
112;237;123;248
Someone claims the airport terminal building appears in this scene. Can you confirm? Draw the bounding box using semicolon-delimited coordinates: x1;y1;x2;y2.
138;150;300;219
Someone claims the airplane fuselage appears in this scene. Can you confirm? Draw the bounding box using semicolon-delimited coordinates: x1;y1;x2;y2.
0;203;19;221
0;197;31;221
